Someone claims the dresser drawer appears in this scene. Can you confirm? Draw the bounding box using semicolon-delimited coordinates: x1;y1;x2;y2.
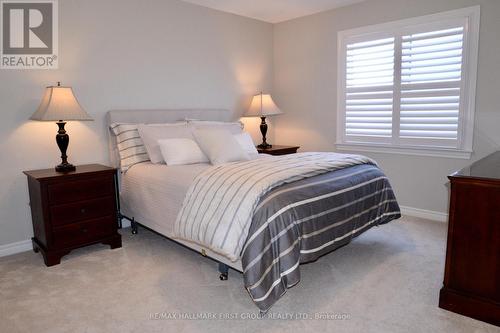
50;196;115;227
48;176;114;204
52;216;115;248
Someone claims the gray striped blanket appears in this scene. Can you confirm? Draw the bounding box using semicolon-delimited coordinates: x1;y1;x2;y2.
242;164;400;311
173;152;378;261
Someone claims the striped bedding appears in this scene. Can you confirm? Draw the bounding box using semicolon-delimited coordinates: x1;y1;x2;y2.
173;152;377;260
243;164;400;311
173;152;400;310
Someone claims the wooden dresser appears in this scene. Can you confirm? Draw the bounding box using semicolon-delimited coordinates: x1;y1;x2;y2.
24;164;122;266
439;152;500;326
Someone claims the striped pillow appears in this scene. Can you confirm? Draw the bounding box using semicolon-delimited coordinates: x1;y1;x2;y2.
110;123;150;172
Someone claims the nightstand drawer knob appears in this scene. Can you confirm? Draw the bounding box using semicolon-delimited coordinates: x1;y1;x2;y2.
80;208;86;214
82;228;88;233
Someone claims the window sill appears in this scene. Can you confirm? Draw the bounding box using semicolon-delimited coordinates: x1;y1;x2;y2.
335;143;472;159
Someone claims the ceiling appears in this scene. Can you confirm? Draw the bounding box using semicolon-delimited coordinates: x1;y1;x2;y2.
181;0;367;23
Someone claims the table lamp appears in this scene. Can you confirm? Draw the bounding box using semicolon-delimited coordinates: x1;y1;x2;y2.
243;92;283;149
30;82;93;172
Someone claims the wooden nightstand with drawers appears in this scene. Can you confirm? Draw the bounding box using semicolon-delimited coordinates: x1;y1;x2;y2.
23;164;122;266
257;145;300;156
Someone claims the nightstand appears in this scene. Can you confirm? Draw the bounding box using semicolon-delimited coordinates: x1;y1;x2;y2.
23;164;121;266
257;145;300;156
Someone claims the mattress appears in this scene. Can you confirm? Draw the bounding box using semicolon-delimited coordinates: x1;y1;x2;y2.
120;162;211;237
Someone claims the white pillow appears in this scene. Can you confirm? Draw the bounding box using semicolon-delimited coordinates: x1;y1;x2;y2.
192;128;250;165
158;138;209;166
188;120;243;134
138;123;192;164
234;132;258;157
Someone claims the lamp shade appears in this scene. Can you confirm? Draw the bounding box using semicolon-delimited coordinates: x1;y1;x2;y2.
30;84;93;121
244;93;283;117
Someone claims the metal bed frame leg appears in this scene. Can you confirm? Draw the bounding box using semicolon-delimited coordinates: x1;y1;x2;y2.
131;218;138;235
218;262;229;281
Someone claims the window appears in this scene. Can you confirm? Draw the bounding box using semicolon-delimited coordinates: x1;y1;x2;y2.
336;7;480;159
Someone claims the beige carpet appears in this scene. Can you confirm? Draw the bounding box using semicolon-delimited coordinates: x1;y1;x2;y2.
0;216;498;333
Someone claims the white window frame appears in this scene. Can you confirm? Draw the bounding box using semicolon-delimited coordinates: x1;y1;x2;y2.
336;6;480;159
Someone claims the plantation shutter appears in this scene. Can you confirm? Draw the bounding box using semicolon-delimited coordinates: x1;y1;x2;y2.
399;27;464;148
344;37;395;143
338;8;479;157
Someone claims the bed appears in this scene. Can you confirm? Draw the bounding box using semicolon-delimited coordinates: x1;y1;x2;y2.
106;109;401;311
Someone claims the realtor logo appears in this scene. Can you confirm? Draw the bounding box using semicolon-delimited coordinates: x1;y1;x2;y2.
1;0;58;69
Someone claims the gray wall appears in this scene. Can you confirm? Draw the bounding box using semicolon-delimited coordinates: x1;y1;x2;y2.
2;0;499;247
273;0;500;214
0;0;273;246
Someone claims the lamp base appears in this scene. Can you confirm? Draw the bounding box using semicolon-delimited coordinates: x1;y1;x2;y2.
55;121;75;173
55;163;76;173
257;143;272;149
258;116;273;150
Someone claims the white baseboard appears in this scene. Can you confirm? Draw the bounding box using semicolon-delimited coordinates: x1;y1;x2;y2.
400;205;448;223
0;205;447;258
0;239;33;258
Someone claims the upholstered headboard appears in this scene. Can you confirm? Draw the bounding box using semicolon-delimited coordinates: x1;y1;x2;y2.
106;109;233;168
